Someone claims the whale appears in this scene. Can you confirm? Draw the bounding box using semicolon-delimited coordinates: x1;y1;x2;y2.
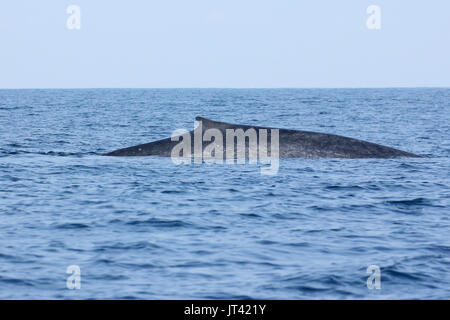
104;116;421;159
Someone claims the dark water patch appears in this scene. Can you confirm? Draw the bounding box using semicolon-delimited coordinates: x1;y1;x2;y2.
192;250;214;256
382;266;429;283
118;262;158;270
78;200;108;205
125;218;191;229
203;294;255;300
239;213;262;218
6;143;25;148
53;223;91;230
305;227;344;234
0;276;35;287
0;253;16;260
386;198;432;206
87;274;129;281
283;242;311;248
94;241;161;251
0;253;35;264
226;295;255;300
281;274;344;288
270;213;299;220
257;240;278;246
1;149;96;157
204;225;228;232
307;205;333;212
94;258;116;265
426;245;450;254
325;185;365;191
171;261;226;268
2;175;21;182
286;285;329;293
340;204;379;214
108;218;124;224
161;189;186;194
398;163;420;169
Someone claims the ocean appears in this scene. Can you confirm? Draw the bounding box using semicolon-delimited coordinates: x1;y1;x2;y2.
0;88;449;299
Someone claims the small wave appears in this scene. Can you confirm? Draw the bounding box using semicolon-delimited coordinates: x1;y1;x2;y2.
325;185;364;191
286;285;329;293
161;190;185;194
426;244;450;254
37;151;95;157
0;150;97;157
386;198;432;206
125;218;190;228
53;223;91;230
203;294;255;299
305;227;343;234
382;267;425;282
0;276;34;287
239;213;262;218
284;242;311;248
88;274;129;281
95;241;160;251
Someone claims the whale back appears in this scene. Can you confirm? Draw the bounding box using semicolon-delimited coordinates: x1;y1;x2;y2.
104;117;421;158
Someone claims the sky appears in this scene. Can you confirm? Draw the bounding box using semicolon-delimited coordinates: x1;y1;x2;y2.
0;0;449;88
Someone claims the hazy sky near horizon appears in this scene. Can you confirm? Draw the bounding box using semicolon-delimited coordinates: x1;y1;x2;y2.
1;1;450;88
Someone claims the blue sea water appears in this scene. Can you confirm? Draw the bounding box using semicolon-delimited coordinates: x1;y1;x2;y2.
0;88;449;299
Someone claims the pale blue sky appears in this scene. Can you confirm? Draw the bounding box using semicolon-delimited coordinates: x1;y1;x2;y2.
1;0;449;88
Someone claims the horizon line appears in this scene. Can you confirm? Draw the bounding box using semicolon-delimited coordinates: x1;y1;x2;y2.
1;86;450;90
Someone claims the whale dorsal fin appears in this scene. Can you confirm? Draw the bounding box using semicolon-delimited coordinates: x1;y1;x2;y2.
195;116;234;129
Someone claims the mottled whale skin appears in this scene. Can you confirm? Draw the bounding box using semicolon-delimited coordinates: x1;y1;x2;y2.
104;116;421;158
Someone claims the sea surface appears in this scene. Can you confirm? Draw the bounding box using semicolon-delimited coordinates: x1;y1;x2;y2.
0;88;449;299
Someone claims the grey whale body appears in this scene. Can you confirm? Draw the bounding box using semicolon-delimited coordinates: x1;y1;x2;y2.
104;116;421;159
